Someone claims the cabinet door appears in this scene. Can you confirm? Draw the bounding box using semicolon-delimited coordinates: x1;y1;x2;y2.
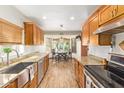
40;31;44;44
0;22;22;44
74;61;79;82
29;73;38;88
13;28;22;43
82;24;89;46
116;5;124;17
38;29;41;44
5;79;18;88
33;25;37;45
78;63;84;88
99;6;114;25
24;23;33;45
89;13;99;45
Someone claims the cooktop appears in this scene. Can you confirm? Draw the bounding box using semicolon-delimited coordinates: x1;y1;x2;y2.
84;54;124;88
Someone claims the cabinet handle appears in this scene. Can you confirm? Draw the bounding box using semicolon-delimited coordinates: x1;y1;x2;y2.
112;11;114;17
115;9;118;16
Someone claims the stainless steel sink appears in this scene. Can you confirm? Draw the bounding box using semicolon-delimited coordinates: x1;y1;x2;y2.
0;62;34;87
0;62;34;74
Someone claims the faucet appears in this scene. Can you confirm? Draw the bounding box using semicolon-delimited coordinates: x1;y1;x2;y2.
12;49;20;58
6;49;20;65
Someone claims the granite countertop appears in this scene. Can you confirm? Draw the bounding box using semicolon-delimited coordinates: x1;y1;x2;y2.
0;51;49;88
80;55;106;65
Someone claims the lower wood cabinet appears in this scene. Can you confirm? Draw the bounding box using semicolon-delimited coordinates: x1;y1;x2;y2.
74;59;84;88
29;73;38;88
78;63;84;88
43;55;49;75
29;63;38;88
5;79;18;88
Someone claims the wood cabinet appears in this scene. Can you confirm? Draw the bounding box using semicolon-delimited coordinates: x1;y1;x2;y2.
99;6;116;25
43;55;49;75
74;59;84;88
5;79;18;88
75;60;79;82
89;13;99;45
81;5;124;46
89;13;111;45
116;5;124;17
29;63;38;88
78;63;84;88
81;46;88;56
29;73;38;88
99;5;124;26
0;18;22;44
24;22;44;45
82;23;90;46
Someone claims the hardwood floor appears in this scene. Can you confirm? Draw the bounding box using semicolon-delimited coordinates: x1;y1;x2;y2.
39;59;79;88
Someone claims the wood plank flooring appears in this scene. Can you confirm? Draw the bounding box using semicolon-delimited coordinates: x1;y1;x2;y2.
39;59;79;88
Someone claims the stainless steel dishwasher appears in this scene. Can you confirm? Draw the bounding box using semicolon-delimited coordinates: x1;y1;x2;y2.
38;59;44;85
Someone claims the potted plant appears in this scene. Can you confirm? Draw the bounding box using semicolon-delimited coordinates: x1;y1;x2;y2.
3;47;12;65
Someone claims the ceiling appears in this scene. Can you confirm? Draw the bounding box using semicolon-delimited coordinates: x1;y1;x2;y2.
14;5;99;32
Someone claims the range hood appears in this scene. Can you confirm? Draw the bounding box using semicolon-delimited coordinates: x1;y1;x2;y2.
94;19;124;35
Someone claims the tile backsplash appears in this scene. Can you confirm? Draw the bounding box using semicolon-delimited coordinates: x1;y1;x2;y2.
88;32;124;58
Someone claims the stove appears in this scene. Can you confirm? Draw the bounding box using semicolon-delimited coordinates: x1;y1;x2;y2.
84;53;124;88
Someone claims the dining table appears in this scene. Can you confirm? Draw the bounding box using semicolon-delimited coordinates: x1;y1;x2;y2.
56;50;68;61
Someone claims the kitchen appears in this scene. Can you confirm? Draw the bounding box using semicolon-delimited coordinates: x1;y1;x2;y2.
0;5;124;88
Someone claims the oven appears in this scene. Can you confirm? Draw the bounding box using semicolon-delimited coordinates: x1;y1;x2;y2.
84;69;102;88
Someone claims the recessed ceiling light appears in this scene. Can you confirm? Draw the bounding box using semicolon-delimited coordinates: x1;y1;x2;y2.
42;16;47;20
70;16;75;20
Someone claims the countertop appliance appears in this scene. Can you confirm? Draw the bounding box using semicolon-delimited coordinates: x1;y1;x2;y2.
84;53;124;88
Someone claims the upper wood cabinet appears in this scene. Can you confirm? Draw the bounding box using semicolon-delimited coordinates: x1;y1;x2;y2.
0;18;22;44
99;5;124;25
99;6;116;25
89;13;99;45
82;23;90;46
24;22;44;45
116;5;124;17
89;13;112;45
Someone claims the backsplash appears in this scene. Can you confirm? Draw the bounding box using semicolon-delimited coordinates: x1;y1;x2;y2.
88;45;111;58
0;45;46;63
112;32;124;55
88;32;124;58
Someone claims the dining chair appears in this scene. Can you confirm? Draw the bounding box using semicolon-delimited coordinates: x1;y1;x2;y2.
67;49;72;61
51;49;56;61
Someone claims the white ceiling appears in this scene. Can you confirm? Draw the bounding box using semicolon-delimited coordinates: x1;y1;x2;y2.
14;5;99;32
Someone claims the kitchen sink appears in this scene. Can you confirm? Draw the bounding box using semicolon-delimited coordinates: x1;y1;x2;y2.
0;62;34;74
0;62;35;87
